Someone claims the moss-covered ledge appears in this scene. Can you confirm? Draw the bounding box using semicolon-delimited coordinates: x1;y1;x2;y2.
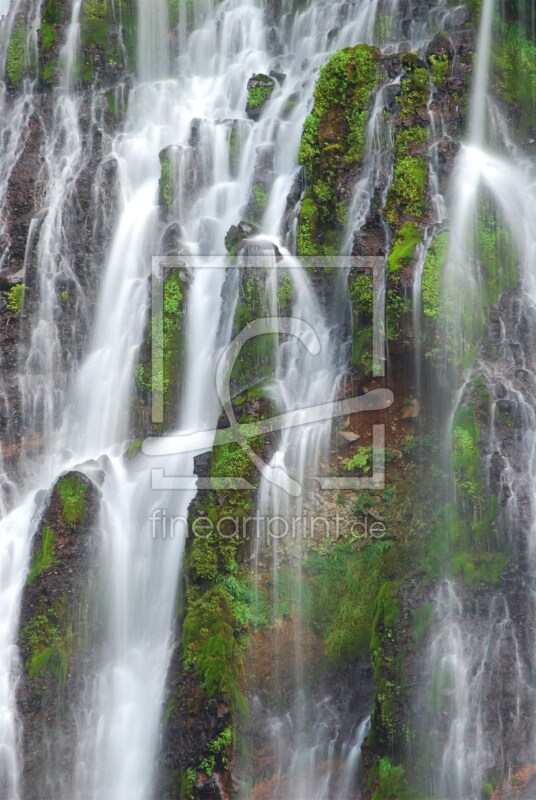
17;470;102;796
296;44;381;257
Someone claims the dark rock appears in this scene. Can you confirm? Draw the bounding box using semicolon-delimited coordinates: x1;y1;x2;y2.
17;471;102;798
246;74;275;120
443;5;470;30
426;32;454;61
224;220;260;255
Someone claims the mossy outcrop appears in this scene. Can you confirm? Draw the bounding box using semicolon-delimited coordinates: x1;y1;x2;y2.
17;471;101;798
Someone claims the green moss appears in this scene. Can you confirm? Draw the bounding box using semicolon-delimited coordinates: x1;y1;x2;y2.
6;22;27;85
305;541;390;664
412;602;434;646
57;475;87;525
492;19;536;129
384;158;427;224
296;45;379;256
349;273;373;372
422;232;448;318
429;54;450;86
159;153;173;207
370;757;414;800
27;526;57;585
135;269;185;422
247;84;272;108
6;283;25;312
387;222;422;272
252;183;268;212
21;606;72;687
400;64;429;120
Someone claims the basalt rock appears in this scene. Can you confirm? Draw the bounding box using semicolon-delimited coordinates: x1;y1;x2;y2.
17;470;102;799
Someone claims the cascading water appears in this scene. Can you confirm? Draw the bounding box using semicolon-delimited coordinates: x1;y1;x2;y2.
2;0;535;798
418;0;536;795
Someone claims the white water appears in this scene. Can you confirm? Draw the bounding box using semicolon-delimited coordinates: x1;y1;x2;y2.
424;0;536;792
0;0;515;797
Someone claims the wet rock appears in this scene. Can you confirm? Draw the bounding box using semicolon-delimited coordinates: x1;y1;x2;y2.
161;222;186;254
269;69;286;83
400;397;420;420
224;220;260;255
426;32;454;61
337;430;359;446
443;5;470;30
17;471;102;798
246;74;276;120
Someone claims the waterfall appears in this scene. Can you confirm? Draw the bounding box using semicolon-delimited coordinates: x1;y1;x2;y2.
1;0;535;797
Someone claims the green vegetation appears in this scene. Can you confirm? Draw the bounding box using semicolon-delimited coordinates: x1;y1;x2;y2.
27;526;57;585
247;74;274;108
370;756;414;800
159;152;173;207
492;18;536;130
345;446;373;474
21;605;72;686
6;283;25;313
180;726;233;799
384;159;427;224
182;424;266;714
252;183;268;213
387;222;422;272
349;272;373;372
429;54;450;86
296;45;379;256
6;22;27;85
412;602;434;646
40;0;61;54
135;269;185;423
306;541;391;663
230;272;277;390
57;475;87;525
422;232;448;318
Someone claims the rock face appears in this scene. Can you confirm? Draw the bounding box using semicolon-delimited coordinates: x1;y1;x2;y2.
17;471;102;799
246;74;276;119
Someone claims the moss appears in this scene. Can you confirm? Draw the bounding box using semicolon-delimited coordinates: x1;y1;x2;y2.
400;64;429;120
387;222;422;272
429;53;450;86
27;526;57;585
421;232;448;318
135;268;185;423
247;84;272;108
6;283;25;312
370;757;414;800
492;18;536;130
159;152;173;207
296;45;379;256
6;21;27;85
21;605;72;687
384;158;427;224
349;273;373;372
305;541;390;664
252;183;268;213
182;419;265;715
412;602;434;646
57;475;87;525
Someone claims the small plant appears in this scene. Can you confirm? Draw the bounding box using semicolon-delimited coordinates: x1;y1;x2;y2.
7;283;25;313
336;493;347;506
353;493;375;515
345;446;373;474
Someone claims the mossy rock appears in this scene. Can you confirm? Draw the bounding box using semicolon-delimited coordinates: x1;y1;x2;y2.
246;73;275;119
